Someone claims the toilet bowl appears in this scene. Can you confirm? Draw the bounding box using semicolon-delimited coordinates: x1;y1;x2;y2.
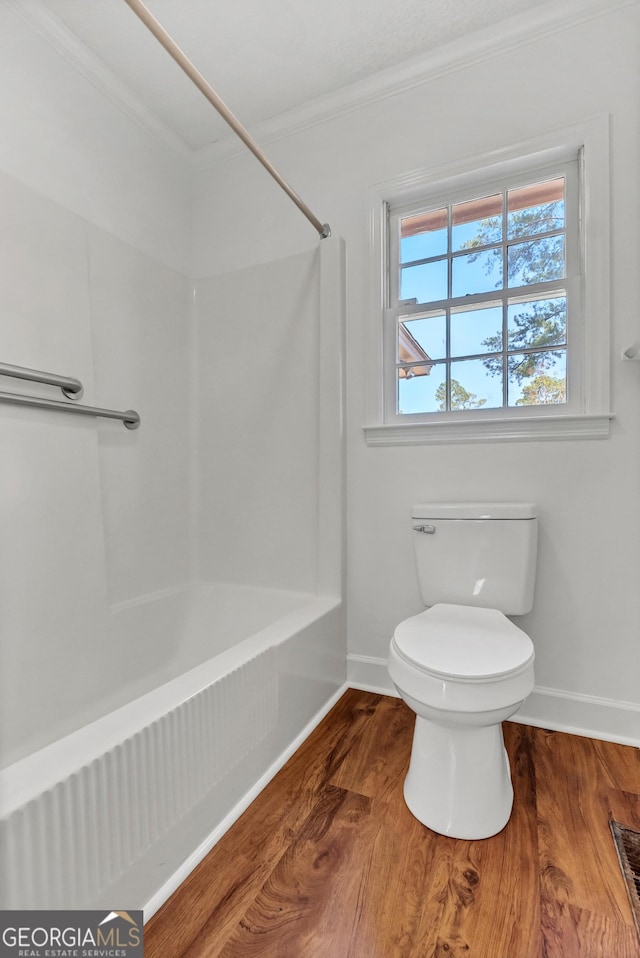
388;502;538;838
388;603;535;839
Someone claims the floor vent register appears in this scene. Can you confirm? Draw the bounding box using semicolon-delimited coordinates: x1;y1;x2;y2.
610;820;640;940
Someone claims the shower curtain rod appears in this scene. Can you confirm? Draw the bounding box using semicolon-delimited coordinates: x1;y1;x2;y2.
122;0;331;240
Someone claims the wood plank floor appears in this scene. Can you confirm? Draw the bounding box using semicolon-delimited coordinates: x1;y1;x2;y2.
145;689;640;958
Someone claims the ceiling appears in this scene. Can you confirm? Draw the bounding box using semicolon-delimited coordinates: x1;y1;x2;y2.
36;0;545;152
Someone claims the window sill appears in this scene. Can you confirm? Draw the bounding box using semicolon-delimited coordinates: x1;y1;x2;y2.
363;413;614;446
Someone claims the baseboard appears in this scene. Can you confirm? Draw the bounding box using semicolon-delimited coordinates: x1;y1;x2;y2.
346;653;398;696
512;687;640;748
347;653;640;747
142;681;349;922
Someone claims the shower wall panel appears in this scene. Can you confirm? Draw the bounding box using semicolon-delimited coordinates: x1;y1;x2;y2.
0;4;196;768
195;249;321;593
0;173;109;767
0;172;193;768
88;227;193;607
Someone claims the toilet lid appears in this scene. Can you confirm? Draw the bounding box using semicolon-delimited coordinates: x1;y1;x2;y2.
393;603;534;680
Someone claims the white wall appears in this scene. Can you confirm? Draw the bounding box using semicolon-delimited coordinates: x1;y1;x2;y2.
88;229;193;607
0;3;191;274
196;250;321;594
0;2;337;766
0;5;194;765
191;3;640;737
1;0;637;764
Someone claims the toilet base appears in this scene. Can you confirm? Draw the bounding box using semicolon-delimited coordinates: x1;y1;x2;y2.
403;715;513;839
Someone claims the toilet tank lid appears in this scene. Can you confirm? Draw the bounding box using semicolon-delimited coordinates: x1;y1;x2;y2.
412;502;537;520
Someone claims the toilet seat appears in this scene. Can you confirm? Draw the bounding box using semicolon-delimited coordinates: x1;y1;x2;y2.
393;603;534;681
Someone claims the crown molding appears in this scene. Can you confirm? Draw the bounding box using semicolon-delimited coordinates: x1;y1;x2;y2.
192;0;638;170
8;0;638;171
5;0;192;163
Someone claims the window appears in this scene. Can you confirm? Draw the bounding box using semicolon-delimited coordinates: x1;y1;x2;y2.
365;120;612;444
392;169;574;416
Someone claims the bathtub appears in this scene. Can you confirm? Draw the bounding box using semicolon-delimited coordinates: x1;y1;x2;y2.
0;583;345;915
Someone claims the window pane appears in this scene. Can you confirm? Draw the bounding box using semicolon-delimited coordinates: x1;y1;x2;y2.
507;178;564;239
507;236;565;287
507;349;567;406
450;304;503;358
399;312;446;362
401;208;447;262
449;358;503;409
389;161;576;424
398;363;446;414
452;248;503;297
400;260;448;304
507;296;567;351
452;193;502;252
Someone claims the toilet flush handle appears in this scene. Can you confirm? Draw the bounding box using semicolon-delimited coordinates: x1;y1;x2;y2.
413;524;436;534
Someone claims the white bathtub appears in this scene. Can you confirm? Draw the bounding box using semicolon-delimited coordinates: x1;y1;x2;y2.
0;583;345;915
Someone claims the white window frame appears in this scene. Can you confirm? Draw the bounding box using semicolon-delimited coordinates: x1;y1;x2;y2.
364;117;613;445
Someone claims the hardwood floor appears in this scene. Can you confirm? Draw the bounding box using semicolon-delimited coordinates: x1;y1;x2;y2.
144;689;640;957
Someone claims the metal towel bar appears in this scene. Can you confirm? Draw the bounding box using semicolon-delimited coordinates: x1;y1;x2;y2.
0;361;84;399
0;390;140;429
0;361;139;428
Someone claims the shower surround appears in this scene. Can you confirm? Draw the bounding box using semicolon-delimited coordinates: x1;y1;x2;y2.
0;167;346;913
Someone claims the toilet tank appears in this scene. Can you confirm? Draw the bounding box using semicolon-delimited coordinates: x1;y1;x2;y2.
412;502;538;615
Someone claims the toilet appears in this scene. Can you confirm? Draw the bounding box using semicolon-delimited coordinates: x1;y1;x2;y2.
388;502;537;840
